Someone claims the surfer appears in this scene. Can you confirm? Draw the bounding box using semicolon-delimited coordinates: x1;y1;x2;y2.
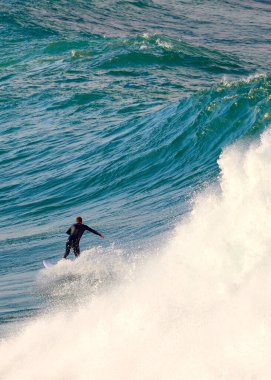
64;216;104;258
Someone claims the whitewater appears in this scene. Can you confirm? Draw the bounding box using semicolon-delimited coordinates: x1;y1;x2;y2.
1;130;271;379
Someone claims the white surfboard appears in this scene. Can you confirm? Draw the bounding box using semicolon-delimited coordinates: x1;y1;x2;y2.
43;259;54;269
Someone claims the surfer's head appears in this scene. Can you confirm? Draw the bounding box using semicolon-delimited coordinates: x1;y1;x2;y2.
76;216;83;224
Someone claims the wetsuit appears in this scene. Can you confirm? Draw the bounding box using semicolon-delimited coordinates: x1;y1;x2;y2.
64;223;102;258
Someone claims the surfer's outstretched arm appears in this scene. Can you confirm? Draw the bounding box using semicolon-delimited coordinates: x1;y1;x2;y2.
86;226;104;238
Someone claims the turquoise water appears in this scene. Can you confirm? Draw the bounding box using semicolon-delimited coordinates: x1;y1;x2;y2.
1;1;271;378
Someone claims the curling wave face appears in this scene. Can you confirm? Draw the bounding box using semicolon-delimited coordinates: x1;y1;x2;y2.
1;130;271;379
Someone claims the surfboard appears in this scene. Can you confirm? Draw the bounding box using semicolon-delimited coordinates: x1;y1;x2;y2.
43;259;54;269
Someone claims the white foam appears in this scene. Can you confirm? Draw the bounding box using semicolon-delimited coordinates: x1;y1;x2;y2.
155;38;173;50
1;130;271;379
222;72;267;86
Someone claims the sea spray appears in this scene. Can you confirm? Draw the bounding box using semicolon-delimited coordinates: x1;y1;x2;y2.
1;130;271;379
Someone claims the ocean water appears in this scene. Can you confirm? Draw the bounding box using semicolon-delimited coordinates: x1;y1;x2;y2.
1;0;271;378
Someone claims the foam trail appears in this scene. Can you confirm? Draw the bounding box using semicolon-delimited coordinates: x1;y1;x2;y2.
1;130;271;379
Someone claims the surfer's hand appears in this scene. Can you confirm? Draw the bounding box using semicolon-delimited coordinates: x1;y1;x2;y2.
100;234;105;238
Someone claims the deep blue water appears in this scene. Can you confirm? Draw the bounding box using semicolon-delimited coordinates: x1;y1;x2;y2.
1;1;271;377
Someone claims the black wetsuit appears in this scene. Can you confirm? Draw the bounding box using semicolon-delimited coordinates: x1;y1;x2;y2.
64;223;102;258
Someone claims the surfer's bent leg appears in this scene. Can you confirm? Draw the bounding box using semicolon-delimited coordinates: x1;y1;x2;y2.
73;241;80;258
64;241;72;259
